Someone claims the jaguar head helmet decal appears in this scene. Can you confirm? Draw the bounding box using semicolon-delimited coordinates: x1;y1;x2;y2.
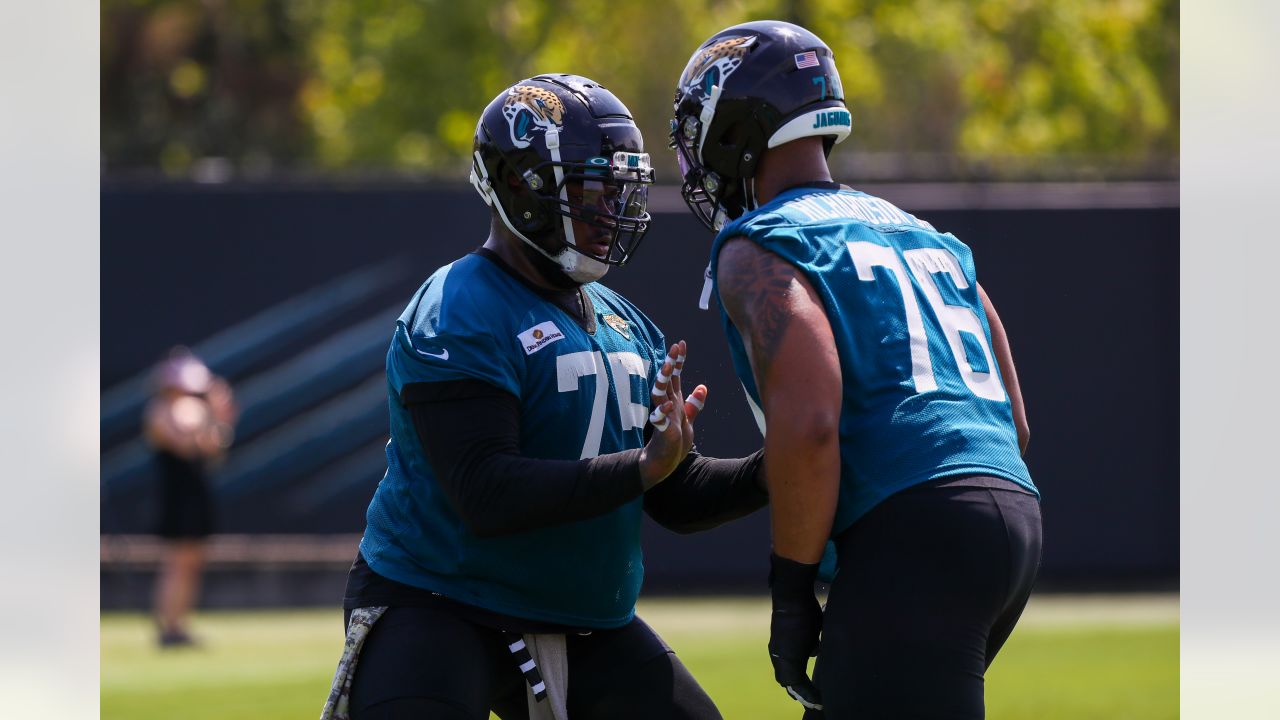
502;85;566;148
680;35;758;100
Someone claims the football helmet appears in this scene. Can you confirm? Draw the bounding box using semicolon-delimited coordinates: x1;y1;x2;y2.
470;74;655;283
671;21;852;231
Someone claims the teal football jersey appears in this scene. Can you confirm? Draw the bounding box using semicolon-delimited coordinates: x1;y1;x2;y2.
360;252;668;629
711;186;1036;537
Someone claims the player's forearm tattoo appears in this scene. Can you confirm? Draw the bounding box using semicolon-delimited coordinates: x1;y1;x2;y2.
717;239;798;393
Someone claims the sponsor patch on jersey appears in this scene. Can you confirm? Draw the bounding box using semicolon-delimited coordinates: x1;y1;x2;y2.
518;320;565;355
601;313;631;340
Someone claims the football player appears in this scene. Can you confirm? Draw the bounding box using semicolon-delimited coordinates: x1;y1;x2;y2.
325;74;766;720
670;21;1043;719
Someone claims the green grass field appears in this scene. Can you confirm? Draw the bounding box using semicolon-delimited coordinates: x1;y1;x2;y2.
102;595;1177;719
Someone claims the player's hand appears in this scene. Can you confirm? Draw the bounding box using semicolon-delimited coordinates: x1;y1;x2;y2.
639;341;708;489
768;553;824;711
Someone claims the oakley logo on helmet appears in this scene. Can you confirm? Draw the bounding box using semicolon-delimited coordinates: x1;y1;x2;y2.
503;85;565;148
681;35;757;99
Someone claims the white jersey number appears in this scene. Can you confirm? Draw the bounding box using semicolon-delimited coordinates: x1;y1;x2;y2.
846;241;1005;401
556;350;650;458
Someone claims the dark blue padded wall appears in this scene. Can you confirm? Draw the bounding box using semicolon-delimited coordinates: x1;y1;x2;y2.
101;182;1178;590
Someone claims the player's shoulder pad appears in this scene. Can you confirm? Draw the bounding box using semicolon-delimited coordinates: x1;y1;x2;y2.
391;256;523;396
399;255;515;340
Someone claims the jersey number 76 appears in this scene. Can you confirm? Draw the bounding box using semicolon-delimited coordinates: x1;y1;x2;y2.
847;241;1006;402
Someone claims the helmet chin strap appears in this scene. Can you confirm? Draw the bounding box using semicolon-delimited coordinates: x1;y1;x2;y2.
558;249;609;283
547;126;609;283
695;84;722;163
690;85;735;234
518;241;581;290
471;147;608;285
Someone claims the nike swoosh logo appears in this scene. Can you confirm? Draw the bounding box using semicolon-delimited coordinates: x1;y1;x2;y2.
419;348;449;360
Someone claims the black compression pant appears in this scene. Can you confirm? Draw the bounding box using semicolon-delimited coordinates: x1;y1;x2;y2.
805;477;1043;720
345;604;722;720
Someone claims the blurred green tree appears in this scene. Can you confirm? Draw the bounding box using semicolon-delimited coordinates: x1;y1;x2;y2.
101;0;310;176
101;0;1178;180
804;0;1179;177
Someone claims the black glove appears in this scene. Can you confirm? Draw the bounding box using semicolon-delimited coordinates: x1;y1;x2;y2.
768;553;824;711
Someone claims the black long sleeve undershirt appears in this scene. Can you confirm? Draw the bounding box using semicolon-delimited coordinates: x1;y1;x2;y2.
643;448;768;534
405;380;643;538
404;379;767;538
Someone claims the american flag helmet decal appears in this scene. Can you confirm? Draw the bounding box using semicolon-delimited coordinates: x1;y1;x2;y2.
794;50;819;69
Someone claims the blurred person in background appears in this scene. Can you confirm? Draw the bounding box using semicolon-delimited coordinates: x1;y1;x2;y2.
320;74;768;720
671;21;1042;718
143;347;237;648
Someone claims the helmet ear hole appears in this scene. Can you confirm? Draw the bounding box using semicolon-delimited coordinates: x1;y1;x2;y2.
509;184;549;234
496;163;549;234
712;119;765;178
516;203;548;233
735;132;765;177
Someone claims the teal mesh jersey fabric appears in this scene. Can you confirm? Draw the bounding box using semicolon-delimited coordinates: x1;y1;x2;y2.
711;187;1036;537
361;253;668;628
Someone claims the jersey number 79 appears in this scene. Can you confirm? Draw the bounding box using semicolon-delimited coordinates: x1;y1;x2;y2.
556;350;650;458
